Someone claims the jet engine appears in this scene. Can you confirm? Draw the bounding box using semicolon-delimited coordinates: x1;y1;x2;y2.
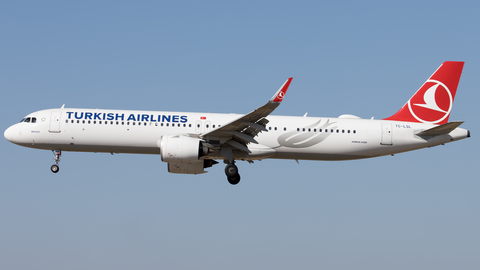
159;135;208;163
158;135;215;174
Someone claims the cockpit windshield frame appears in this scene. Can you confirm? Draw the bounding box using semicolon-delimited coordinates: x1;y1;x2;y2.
20;117;36;123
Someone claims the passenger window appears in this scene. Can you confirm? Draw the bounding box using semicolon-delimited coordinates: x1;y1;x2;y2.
308;128;311;132
297;128;300;131
353;130;356;134
274;127;277;131
189;124;192;127
342;130;344;133
269;127;271;130
82;120;85;124
167;123;169;127
284;127;286;131
302;128;305;132
319;129;322;132
212;125;215;128
144;122;147;126
65;120;68;123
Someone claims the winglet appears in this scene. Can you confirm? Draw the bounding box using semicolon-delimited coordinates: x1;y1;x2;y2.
270;77;293;103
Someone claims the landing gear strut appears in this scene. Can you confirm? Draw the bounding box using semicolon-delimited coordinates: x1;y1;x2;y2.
225;163;241;185
51;150;61;173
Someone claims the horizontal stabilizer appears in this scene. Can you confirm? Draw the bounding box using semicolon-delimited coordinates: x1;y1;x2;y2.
416;121;464;136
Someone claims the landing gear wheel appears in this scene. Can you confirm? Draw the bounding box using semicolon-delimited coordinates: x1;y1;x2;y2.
225;163;238;177
227;173;241;185
51;164;59;173
51;150;61;173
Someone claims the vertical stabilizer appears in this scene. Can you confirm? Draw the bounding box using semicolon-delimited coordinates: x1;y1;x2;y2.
384;61;464;124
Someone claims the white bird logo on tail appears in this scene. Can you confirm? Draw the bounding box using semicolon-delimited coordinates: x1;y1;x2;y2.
413;83;447;113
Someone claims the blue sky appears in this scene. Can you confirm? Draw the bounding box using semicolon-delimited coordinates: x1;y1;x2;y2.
1;1;479;269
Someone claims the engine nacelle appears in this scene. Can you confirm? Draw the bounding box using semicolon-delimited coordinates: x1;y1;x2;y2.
159;135;206;163
168;161;206;174
167;159;219;174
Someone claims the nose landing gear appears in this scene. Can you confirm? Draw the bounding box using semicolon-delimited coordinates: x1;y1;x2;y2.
51;150;61;173
225;163;241;185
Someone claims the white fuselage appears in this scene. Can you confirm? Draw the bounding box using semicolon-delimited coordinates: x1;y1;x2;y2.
4;62;469;184
4;108;470;161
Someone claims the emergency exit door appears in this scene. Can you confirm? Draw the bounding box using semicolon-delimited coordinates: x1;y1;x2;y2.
381;123;392;145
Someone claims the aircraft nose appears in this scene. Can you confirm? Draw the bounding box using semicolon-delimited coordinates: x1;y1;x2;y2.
4;125;20;143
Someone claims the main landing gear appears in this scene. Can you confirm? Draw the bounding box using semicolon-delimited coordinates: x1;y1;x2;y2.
51;150;61;173
225;163;241;185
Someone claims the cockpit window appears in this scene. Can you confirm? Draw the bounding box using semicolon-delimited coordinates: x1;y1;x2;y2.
19;117;36;123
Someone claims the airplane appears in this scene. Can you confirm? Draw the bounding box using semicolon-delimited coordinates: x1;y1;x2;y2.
4;61;470;185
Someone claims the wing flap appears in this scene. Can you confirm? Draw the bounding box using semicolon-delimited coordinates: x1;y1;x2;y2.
223;131;258;144
242;121;268;132
226;140;252;153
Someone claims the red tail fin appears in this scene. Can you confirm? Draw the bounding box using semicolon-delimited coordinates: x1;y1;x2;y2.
384;61;464;124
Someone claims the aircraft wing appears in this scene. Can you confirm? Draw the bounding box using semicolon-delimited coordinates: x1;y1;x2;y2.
416;121;464;136
200;78;292;153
